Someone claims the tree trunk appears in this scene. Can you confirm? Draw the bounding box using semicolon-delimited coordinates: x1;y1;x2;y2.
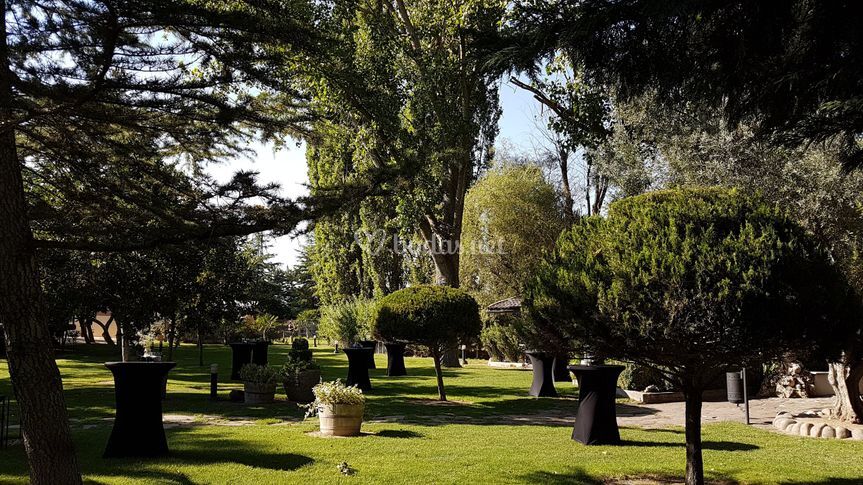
683;388;704;485
828;360;863;424
166;317;176;361
0;21;82;478
431;349;447;401
79;317;93;344
557;147;575;224
99;315;116;346
197;329;204;367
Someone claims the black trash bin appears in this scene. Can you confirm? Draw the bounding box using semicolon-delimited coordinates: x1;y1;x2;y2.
726;371;744;404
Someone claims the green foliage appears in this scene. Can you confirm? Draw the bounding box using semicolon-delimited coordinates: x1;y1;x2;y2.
306;380;366;417
461;165;565;306
506;0;863;167
530;187;858;378
239;364;281;385
619;364;673;393
374;286;482;353
318;298;375;346
480;314;527;362
281;353;321;381
288;337;313;362
527;186;862;483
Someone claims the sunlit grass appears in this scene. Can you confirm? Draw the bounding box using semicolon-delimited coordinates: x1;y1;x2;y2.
0;344;861;484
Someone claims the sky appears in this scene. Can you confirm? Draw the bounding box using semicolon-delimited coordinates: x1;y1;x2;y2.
207;78;543;269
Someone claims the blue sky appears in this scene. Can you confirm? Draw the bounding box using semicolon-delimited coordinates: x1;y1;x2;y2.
208;78;541;268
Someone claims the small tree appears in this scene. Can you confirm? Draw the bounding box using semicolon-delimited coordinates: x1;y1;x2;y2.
319;298;373;347
374;286;482;401
527;188;858;485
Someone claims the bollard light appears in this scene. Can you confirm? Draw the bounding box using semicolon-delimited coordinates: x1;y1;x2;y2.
210;364;219;401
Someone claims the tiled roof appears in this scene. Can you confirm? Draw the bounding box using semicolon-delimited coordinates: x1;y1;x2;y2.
487;297;522;313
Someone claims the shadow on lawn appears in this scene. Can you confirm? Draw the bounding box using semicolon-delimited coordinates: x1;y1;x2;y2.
375;429;424;439
78;428;314;478
521;469;742;485
619;439;758;451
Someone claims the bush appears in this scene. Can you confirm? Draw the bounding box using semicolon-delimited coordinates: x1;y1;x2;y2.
619;364;673;392
480;314;526;362
292;337;310;351
239;363;281;384
281;353;321;380
319;298;374;346
527;187;860;483
374;285;481;400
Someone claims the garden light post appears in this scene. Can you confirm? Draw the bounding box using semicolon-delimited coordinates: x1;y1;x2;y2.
210;364;218;401
726;368;750;425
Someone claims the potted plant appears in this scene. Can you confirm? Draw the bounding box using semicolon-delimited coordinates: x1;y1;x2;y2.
239;363;279;404
282;354;321;402
306;380;366;436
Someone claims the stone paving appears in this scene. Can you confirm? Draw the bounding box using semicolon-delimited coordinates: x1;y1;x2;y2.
617;396;835;429
151;397;838;431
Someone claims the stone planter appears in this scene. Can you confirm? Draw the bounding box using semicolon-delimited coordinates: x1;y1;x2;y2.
318;403;364;437
243;381;277;404
283;369;321;403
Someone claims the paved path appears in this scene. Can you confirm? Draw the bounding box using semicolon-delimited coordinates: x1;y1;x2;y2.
617;397;834;429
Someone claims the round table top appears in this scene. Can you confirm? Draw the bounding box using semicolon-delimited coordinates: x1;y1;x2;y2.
104;361;176;374
566;364;625;373
343;347;373;353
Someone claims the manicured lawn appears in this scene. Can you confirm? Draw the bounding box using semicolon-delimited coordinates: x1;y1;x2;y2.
0;344;861;484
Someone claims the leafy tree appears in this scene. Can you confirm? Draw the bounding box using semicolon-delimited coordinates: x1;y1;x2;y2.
248;314;280;341
461;165;565;306
527;188;859;485
606;93;863;422
295;309;321;338
374;285;482;400
503;0;863;168
0;2;330;480
510;56;610;220
300;0;506;289
318;298;374;347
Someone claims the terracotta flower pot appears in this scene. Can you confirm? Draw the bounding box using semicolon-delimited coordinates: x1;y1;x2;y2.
243;381;277;404
283;369;321;403
318;403;364;436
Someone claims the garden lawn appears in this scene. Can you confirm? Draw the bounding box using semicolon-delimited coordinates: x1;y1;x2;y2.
0;344;860;484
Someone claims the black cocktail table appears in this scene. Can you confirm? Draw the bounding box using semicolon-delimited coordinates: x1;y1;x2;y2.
384;342;407;376
526;351;557;397
104;361;176;458
553;353;571;382
229;341;270;380
568;365;624;445
343;348;372;391
358;340;377;369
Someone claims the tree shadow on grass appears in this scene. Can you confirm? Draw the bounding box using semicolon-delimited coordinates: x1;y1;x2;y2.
521;469;742;485
518;467;603;485
374;429;424;439
618;439;758;451
79;429;314;477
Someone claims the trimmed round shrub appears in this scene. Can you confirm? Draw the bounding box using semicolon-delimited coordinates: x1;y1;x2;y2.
374;285;481;400
292;337;310;351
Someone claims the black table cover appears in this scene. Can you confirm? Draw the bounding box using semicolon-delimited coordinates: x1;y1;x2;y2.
252;341;270;366
384;342;407;377
568;365;625;445
103;361;176;458
553;353;572;382
358;340;377;369
229;341;270;380
343;348;372;391
526;351;557;397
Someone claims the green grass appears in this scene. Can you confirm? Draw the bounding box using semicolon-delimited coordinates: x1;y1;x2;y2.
0;344;861;484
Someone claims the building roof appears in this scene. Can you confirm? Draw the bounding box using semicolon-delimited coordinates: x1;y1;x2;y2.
486;297;522;314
